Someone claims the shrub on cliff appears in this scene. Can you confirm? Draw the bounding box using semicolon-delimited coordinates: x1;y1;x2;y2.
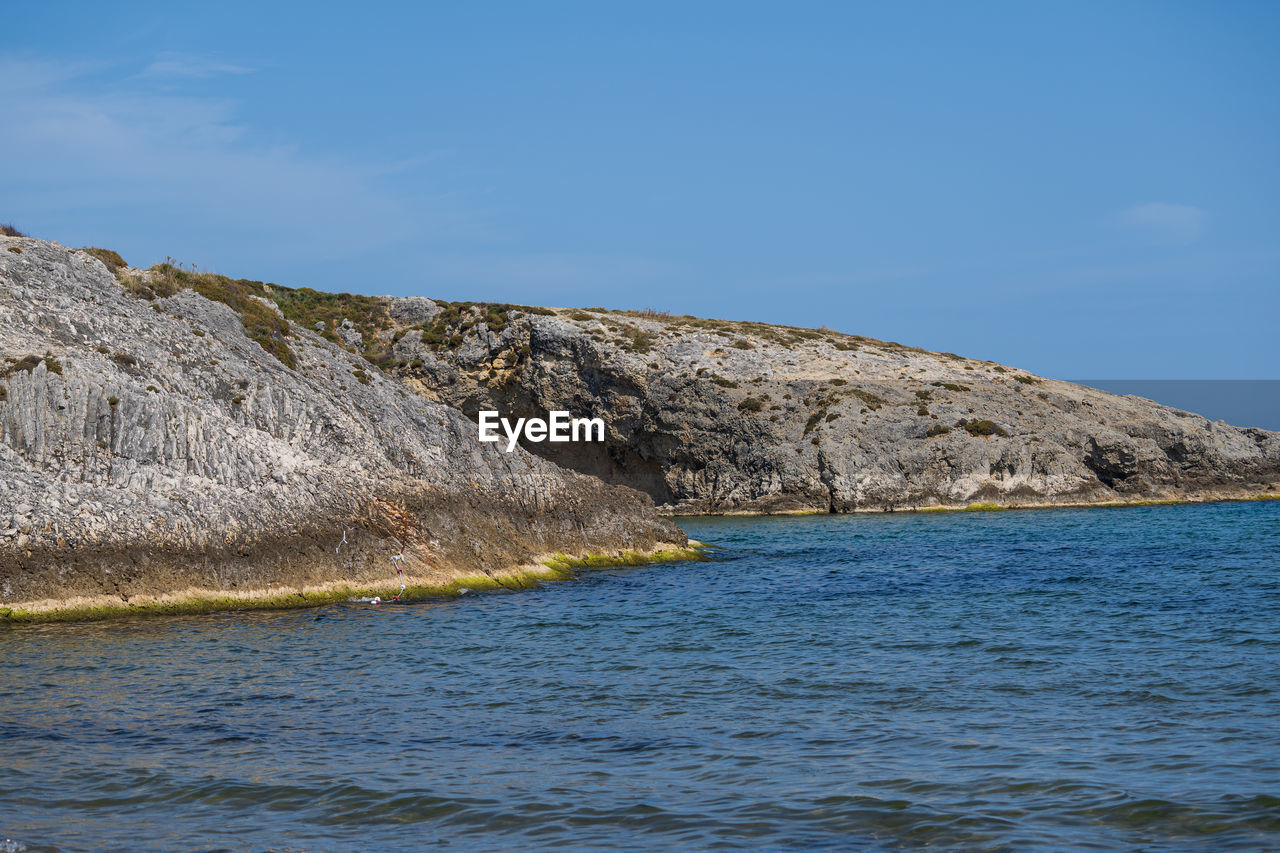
849;388;884;410
124;264;297;369
959;418;1008;437
1;355;43;377
81;247;127;273
270;286;391;350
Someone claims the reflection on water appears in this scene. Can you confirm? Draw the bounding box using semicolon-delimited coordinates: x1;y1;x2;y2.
2;501;1278;851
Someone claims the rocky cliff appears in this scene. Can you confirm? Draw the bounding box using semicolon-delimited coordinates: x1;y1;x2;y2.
0;237;686;617
373;302;1280;514
5;232;1277;617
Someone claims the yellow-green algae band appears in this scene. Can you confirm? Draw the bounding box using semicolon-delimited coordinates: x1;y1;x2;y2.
0;544;709;625
907;493;1279;514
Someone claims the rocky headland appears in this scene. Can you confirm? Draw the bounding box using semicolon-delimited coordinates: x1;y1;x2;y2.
3;233;1277;619
376;301;1280;514
0;236;688;620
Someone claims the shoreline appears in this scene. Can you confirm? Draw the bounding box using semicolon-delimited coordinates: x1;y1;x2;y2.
6;494;1277;624
662;491;1280;518
0;542;706;625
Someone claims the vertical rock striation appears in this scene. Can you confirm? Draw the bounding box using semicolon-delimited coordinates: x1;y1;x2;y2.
0;238;684;614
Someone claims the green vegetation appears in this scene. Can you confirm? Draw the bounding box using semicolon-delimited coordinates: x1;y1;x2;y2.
931;381;969;392
908;494;1278;516
352;368;371;385
849;388;884;410
271;285;391;354
924;424;951;437
121;264;296;369
804;411;825;435
0;545;710;624
831;378;847;386
0;354;61;379
1014;375;1040;385
189;274;295;370
731;338;754;350
959;418;1008;437
738;396;765;413
711;376;739;388
419;301;553;356
1;355;42;377
119;263;549;371
601;309;864;350
619;325;656;353
541;545;706;573
108;396;119;407
80;247;127;273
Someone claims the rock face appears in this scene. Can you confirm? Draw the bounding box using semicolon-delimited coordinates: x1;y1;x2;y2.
0;238;684;612
381;304;1280;513
4;232;1276;615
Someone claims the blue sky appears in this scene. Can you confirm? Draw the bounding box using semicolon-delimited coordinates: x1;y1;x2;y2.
3;1;1277;378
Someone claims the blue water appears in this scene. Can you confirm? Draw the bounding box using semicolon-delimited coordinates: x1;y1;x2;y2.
2;502;1278;852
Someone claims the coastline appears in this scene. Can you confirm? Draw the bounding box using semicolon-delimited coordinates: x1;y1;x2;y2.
0;541;706;624
6;493;1277;625
662;491;1280;517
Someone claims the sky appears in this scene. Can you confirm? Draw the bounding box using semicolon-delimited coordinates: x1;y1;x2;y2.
3;1;1277;378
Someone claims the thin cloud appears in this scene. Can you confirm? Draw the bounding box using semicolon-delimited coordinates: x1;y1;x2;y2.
1114;203;1206;244
139;51;253;79
0;55;423;261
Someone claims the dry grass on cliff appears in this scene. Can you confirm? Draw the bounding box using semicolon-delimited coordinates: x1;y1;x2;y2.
602;308;875;352
120;263;297;369
117;263;412;371
80;247;128;273
418;302;554;355
271;286;393;352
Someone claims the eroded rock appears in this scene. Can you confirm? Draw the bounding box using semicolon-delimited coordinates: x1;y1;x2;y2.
0;238;683;611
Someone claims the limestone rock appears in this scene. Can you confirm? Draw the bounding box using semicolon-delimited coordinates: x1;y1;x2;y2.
0;237;683;609
388;303;1280;513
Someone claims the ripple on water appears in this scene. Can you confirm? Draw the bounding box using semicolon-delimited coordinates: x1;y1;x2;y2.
1;502;1278;851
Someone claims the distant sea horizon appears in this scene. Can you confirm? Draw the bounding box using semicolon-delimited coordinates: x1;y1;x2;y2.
1069;380;1280;431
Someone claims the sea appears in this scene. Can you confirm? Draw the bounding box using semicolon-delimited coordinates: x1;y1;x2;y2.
2;501;1278;852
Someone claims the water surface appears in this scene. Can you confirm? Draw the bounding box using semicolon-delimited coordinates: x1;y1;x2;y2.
2;502;1278;851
